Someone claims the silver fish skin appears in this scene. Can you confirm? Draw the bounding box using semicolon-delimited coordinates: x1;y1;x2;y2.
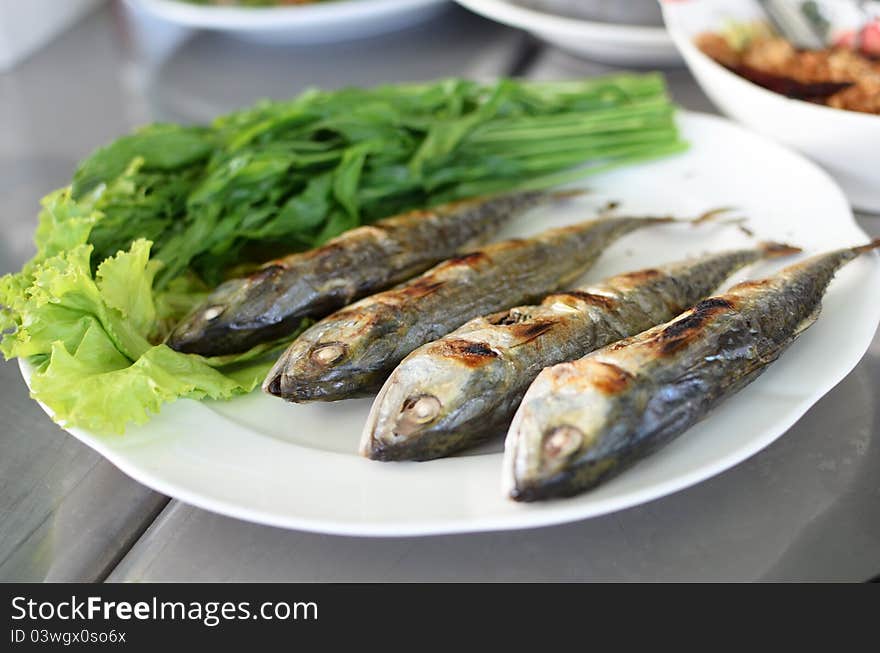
264;215;682;403
167;190;570;357
505;240;880;502
360;243;800;462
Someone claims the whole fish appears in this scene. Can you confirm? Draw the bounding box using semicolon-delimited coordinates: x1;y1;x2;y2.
505;240;880;502
264;213;701;402
361;243;800;462
167;190;573;357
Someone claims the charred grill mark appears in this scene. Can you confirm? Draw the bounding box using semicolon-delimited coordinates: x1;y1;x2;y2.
441;339;500;367
248;263;285;282
487;308;530;326
618;268;661;282
731;279;771;291
508;319;556;343
463;342;496;356
440;251;490;269
485;238;528;254
590;361;634;394
656;297;735;355
398;279;445;299
554;290;618;310
608;338;634;351
303;241;342;260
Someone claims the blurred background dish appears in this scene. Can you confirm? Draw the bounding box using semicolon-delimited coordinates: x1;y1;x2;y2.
516;0;664;26
454;0;681;65
128;0;451;44
663;0;880;213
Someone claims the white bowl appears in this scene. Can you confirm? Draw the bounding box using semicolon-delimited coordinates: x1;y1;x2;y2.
455;0;681;66
129;0;450;44
662;0;880;213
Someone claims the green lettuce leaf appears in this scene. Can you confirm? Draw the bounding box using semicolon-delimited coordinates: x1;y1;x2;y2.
29;340;265;434
2;220;273;435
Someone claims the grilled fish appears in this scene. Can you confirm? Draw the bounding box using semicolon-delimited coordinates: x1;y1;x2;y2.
361;243;800;461
167;190;572;357
264;214;698;402
505;240;880;502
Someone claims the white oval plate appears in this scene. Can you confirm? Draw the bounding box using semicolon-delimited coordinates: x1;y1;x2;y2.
455;0;680;65
128;0;450;44
21;112;880;536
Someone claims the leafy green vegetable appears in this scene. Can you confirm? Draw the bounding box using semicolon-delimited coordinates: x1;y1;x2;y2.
0;202;273;433
1;75;686;434
72;75;685;287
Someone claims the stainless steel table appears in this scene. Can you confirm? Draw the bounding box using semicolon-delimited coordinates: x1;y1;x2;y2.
2;2;878;583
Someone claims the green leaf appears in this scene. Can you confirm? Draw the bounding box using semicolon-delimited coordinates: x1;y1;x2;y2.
333;142;374;220
6;237;266;434
95;239;158;336
29;340;255;434
270;173;335;240
71;124;214;199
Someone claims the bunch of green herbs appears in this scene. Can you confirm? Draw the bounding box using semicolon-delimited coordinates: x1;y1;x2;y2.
0;75;686;433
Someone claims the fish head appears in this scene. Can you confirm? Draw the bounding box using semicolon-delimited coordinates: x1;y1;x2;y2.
168;265;299;356
503;359;630;502
360;339;509;461
263;303;399;402
167;277;253;355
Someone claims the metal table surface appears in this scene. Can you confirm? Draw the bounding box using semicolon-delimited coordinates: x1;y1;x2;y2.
1;2;878;583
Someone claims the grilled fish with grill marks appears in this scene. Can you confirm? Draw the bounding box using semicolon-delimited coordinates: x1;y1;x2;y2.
505;240;880;502
264;213;708;402
361;242;799;461
168;190;573;357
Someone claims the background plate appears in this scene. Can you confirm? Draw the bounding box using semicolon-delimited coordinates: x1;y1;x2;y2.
21;112;880;536
455;0;680;65
128;0;451;44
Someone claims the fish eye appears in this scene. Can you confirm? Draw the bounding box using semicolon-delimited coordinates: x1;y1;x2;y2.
310;342;347;365
393;394;442;437
202;305;225;321
542;425;583;462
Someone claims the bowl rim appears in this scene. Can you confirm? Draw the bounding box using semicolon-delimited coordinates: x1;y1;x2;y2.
661;1;880;126
130;0;448;29
455;0;672;45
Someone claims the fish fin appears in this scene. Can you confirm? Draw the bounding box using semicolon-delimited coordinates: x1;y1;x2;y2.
615;207;744;229
852;238;880;255
758;241;802;258
793;304;823;338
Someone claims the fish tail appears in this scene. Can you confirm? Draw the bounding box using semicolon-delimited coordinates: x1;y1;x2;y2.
690;206;741;226
648;207;745;228
758;241;802;258
852;238;880;255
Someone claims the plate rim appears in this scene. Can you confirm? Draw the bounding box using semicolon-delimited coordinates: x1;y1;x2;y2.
454;0;673;45
17;110;880;537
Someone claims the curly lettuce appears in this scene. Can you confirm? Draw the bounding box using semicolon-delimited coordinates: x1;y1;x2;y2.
1;192;273;434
